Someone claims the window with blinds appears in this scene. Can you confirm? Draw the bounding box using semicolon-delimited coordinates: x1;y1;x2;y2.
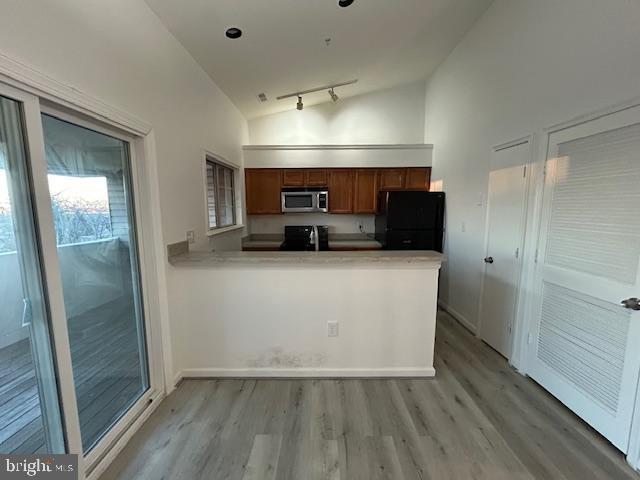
206;159;236;230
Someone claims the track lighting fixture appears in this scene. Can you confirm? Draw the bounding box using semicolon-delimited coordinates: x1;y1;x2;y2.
276;79;357;111
338;0;354;7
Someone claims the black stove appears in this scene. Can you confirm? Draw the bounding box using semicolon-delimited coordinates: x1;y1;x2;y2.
280;225;329;251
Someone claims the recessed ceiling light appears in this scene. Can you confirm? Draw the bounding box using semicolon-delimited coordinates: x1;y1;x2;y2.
225;27;242;39
338;0;354;7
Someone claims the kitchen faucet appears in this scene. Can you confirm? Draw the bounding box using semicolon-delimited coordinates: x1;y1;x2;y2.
310;225;319;251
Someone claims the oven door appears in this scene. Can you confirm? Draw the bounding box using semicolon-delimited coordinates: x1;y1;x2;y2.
282;191;316;212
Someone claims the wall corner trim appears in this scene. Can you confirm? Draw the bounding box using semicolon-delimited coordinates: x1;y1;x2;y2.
0;51;152;135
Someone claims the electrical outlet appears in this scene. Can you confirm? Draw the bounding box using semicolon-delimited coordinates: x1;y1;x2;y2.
186;230;195;244
327;321;339;337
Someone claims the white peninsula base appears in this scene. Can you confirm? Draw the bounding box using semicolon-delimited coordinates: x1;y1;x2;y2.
168;251;443;381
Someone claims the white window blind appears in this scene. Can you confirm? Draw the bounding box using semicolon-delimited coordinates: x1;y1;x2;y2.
206;160;236;229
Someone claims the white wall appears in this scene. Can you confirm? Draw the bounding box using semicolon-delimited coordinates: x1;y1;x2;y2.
0;0;248;251
243;145;432;169
423;0;640;330
249;213;374;236
249;81;426;145
170;262;439;377
0;0;248;379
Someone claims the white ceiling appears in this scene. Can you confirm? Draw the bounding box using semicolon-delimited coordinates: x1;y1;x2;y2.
144;0;494;119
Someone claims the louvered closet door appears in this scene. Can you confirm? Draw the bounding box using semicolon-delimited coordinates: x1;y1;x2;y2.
529;107;640;453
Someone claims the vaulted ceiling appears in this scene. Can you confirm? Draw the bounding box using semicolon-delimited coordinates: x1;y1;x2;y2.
144;0;494;119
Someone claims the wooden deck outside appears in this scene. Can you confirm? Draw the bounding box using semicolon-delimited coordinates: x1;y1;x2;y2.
0;296;146;453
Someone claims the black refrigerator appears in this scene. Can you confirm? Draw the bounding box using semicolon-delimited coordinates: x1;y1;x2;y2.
375;191;445;251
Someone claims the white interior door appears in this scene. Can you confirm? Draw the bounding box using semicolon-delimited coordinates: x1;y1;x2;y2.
479;140;530;358
528;106;640;453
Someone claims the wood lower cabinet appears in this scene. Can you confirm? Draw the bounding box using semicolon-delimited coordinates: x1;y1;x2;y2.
328;169;354;214
245;169;282;214
378;168;406;190
353;169;378;214
405;167;431;190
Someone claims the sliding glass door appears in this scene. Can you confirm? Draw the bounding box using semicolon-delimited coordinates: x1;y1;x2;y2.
0;80;154;466
40;114;149;453
0;95;65;454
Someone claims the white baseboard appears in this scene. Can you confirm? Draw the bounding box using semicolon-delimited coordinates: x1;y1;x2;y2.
180;367;436;378
173;371;184;388
438;300;478;335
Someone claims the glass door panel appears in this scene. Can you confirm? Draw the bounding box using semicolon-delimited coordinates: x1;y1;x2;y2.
0;96;65;454
41;114;149;453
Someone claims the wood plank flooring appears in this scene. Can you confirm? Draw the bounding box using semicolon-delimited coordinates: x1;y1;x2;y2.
101;311;638;480
0;296;145;453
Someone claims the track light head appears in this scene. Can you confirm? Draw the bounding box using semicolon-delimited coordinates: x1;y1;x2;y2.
329;88;339;102
296;96;304;111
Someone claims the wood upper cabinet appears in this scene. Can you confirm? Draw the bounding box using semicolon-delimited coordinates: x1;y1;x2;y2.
353;169;378;214
282;169;327;187
378;168;406;190
282;169;305;187
405;167;431;190
305;169;327;186
245;167;431;215
328;169;354;214
245;169;282;214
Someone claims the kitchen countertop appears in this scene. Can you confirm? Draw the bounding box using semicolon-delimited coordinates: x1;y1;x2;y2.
169;250;444;268
241;233;382;250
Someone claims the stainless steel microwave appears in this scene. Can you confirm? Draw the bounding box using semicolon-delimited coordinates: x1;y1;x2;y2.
281;188;329;213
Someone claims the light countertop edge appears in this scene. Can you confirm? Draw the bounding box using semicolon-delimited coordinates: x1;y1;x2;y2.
169;250;444;268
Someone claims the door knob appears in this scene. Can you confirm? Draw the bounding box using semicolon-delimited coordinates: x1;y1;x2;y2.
484;257;494;264
621;298;640;310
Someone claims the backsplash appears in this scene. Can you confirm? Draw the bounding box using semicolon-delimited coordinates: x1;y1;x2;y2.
248;214;375;235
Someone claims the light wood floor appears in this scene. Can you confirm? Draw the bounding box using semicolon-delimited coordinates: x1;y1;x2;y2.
101;311;638;479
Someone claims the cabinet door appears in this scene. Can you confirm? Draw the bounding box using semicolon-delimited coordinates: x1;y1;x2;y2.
353;169;378;214
378;168;406;190
245;169;282;214
328;169;354;214
282;169;305;187
405;167;431;190
304;169;328;186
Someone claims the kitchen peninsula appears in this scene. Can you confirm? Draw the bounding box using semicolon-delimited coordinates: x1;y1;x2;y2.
168;249;443;379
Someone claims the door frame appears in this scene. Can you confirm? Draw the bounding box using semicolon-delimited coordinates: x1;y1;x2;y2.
520;97;640;468
0;53;170;479
0;81;83;455
477;135;534;363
